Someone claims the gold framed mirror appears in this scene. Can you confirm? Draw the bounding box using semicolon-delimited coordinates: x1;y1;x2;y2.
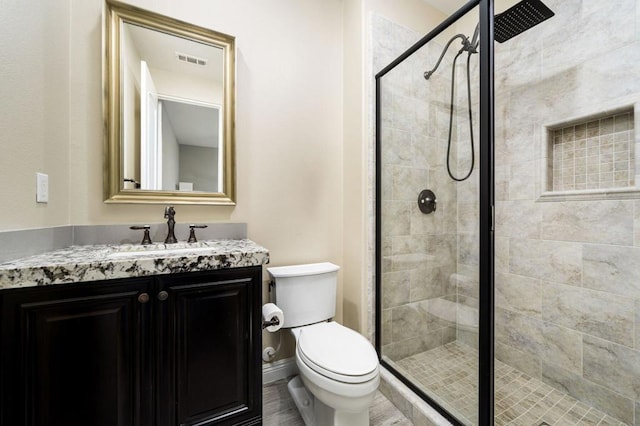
103;0;235;205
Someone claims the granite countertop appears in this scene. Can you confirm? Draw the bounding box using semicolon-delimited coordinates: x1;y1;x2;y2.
0;239;269;289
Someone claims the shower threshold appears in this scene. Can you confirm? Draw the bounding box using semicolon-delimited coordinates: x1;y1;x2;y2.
392;342;628;425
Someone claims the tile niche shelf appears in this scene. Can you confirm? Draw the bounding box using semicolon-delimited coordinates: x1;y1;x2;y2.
538;104;640;202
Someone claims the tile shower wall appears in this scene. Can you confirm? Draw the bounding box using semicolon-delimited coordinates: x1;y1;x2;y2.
494;0;640;424
374;15;461;361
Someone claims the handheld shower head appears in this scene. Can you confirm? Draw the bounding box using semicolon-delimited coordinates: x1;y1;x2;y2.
423;33;472;80
420;0;554;183
469;23;480;52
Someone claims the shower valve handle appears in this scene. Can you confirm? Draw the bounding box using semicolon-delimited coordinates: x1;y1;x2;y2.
418;189;437;215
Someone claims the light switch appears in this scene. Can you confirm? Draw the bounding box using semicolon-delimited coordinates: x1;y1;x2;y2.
36;172;49;203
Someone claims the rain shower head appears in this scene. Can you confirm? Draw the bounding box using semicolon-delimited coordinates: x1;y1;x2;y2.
494;0;555;43
424;0;554;80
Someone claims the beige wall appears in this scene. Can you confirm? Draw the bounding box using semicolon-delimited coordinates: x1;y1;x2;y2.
0;0;344;239
341;0;367;335
0;0;71;230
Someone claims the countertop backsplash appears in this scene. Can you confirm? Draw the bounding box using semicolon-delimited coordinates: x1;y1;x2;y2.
0;223;247;264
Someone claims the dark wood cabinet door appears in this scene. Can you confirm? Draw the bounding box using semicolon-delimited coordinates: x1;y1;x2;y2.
0;279;151;426
157;268;262;426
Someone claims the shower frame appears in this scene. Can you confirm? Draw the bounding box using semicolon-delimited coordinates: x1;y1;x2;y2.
374;0;495;424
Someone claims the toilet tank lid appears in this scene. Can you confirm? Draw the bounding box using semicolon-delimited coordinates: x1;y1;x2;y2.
267;262;340;278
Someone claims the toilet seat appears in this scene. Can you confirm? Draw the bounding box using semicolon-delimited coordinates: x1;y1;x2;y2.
296;322;379;384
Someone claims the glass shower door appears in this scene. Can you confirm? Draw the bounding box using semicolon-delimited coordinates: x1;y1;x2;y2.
375;2;487;424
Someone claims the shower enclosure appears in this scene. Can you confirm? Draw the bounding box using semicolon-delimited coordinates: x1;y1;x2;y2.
375;0;640;425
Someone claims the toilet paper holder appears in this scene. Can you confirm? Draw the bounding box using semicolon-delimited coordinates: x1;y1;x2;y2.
262;316;280;329
262;302;283;332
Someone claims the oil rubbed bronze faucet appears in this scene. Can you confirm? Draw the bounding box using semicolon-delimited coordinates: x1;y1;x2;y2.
188;224;208;243
164;206;178;244
130;225;152;245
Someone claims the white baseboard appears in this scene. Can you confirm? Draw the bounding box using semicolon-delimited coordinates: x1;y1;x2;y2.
262;357;298;384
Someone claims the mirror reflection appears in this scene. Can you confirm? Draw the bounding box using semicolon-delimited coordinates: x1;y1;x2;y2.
104;0;235;205
122;23;223;192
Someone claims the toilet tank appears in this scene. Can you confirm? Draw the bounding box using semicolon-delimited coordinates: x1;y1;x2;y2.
267;262;340;328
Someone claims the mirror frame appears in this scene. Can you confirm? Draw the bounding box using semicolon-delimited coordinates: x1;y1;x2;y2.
103;0;236;205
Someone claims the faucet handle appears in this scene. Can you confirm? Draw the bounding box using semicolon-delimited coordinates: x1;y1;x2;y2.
187;224;208;243
130;225;152;245
164;205;175;218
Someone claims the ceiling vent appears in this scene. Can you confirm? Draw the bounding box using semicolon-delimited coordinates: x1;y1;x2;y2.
175;52;207;66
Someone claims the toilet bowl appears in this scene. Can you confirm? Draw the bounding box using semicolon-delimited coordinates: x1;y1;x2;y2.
291;322;379;426
267;263;380;426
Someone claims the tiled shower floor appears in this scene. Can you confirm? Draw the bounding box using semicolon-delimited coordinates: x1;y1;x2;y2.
395;342;627;425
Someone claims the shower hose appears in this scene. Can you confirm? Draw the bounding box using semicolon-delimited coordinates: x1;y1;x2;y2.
446;49;475;182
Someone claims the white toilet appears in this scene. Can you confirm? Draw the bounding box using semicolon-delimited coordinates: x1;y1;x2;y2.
267;262;380;426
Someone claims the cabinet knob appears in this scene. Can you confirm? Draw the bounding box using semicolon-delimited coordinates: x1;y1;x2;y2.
157;291;169;301
138;293;150;304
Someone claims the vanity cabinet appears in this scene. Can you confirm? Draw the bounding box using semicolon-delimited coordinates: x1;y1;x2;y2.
0;267;262;426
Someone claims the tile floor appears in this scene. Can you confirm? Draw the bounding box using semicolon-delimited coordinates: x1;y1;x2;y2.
263;378;412;425
395;341;628;426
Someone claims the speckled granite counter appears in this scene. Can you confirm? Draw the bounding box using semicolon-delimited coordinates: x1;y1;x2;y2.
0;239;269;289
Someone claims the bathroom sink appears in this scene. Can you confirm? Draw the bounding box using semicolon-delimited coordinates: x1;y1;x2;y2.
107;243;218;259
